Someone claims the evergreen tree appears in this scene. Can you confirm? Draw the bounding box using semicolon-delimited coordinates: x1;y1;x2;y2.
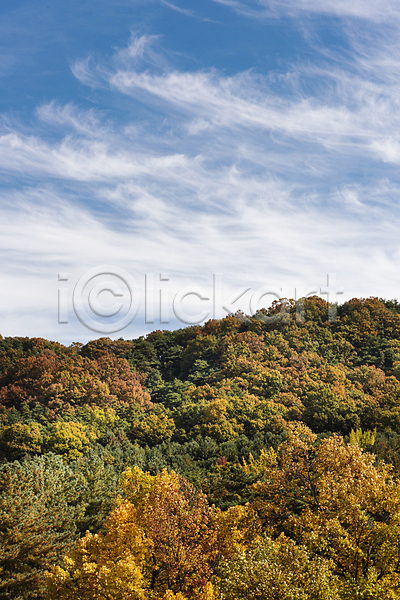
0;454;84;599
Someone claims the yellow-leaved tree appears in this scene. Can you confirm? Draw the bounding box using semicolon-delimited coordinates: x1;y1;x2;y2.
46;500;149;599
217;533;340;600
46;467;260;600
251;422;400;598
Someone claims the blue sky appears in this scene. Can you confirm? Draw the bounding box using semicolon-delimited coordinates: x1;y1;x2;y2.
1;0;400;343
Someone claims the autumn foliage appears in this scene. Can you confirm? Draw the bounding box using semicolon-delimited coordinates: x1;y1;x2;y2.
3;297;400;597
46;467;258;600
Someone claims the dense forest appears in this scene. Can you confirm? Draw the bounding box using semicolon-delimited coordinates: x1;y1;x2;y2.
3;296;400;598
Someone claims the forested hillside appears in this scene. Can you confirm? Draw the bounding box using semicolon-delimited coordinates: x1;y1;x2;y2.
3;296;400;599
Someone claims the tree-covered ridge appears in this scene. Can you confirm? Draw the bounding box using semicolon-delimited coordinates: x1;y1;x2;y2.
3;296;400;460
3;296;400;597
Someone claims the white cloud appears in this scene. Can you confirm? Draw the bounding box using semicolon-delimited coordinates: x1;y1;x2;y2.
37;102;107;138
70;37;400;170
160;1;199;18
0;173;399;344
210;0;400;22
3;29;400;342
370;138;400;164
0;131;189;182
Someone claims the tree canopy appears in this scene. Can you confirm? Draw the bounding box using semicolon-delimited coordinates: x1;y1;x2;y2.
3;297;400;597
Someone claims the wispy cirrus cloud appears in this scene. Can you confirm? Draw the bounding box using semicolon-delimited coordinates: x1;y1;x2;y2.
70;34;400;170
3;19;400;342
160;1;199;18
36;101;108;138
210;0;400;22
0;130;188;183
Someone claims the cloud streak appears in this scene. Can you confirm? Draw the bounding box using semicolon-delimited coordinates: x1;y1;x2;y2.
68;35;400;169
210;0;400;22
160;1;199;18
